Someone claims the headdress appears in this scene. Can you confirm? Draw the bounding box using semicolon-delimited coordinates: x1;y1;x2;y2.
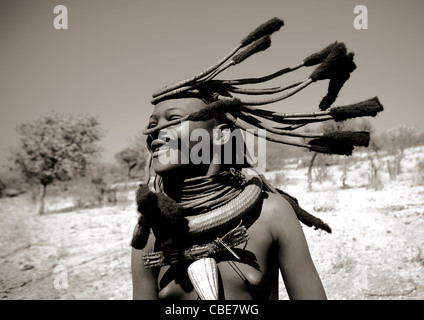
146;17;383;157
133;17;384;300
138;16;383;234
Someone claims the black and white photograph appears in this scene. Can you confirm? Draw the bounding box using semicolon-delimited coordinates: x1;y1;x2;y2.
0;0;423;307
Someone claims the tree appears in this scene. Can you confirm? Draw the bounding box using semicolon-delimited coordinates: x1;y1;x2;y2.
383;124;420;179
115;132;149;180
306;119;373;190
9;112;104;214
115;147;141;179
306;120;347;190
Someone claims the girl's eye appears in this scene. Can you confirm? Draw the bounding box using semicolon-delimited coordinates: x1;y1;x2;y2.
147;122;157;129
169;115;182;121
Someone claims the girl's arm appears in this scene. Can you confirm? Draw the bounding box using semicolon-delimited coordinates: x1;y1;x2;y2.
269;193;327;300
131;232;159;300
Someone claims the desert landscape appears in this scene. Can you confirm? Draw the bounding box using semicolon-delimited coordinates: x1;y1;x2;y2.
1;146;423;300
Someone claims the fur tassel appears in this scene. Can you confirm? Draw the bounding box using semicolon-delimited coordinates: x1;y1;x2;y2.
233;36;271;65
319;72;351;110
131;184;189;251
322;131;370;147
135;184;159;217
309;43;356;82
307;131;369;156
277;189;332;233
308;141;354;156
131;185;157;250
303;42;337;67
240;17;284;46
131;215;151;250
186;98;243;122
329;97;384;121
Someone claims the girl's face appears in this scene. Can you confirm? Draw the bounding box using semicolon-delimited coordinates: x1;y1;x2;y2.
147;98;219;177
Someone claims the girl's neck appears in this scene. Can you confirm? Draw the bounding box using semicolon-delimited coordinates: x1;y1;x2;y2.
161;167;246;215
161;163;224;201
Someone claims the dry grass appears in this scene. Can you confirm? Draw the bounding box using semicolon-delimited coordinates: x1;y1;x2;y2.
276;146;424;299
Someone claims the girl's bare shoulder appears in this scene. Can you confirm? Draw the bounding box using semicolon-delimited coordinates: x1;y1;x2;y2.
259;191;301;237
261;191;296;219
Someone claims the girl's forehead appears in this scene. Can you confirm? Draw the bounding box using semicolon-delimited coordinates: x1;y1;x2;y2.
151;98;207;117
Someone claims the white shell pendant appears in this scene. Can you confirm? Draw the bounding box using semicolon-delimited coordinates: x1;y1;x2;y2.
187;257;219;300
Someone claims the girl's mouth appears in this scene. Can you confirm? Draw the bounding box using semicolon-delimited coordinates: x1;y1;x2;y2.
152;145;171;157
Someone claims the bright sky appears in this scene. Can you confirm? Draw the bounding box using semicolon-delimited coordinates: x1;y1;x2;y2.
1;0;423;168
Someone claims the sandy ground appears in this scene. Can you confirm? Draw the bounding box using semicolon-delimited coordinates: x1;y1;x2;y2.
1;147;423;300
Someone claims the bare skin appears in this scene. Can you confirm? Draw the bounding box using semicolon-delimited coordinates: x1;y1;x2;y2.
131;97;327;300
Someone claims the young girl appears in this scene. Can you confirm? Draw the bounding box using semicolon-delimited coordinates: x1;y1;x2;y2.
130;17;382;300
132;94;327;300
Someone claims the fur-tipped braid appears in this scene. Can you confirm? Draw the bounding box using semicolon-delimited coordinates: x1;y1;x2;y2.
337;52;356;75
135;184;159;217
322;131;370;147
309;43;355;82
308;131;369;155
303;42;337;67
186;98;243;122
277;188;332;233
309;141;354;156
233;36;271;65
319;72;351;110
134;184;189;251
240;17;284;46
131;184;158;249
130;216;151;250
154;193;190;249
329;97;384;121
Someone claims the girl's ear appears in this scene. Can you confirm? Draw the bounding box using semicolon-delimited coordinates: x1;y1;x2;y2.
213;123;231;146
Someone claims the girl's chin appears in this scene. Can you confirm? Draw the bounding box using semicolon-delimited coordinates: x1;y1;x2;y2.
151;163;188;175
151;155;190;176
151;159;212;178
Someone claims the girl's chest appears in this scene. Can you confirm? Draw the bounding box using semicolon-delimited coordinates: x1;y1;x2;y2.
156;229;278;300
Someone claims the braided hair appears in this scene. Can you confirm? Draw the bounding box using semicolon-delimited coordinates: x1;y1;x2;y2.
136;17;384;244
